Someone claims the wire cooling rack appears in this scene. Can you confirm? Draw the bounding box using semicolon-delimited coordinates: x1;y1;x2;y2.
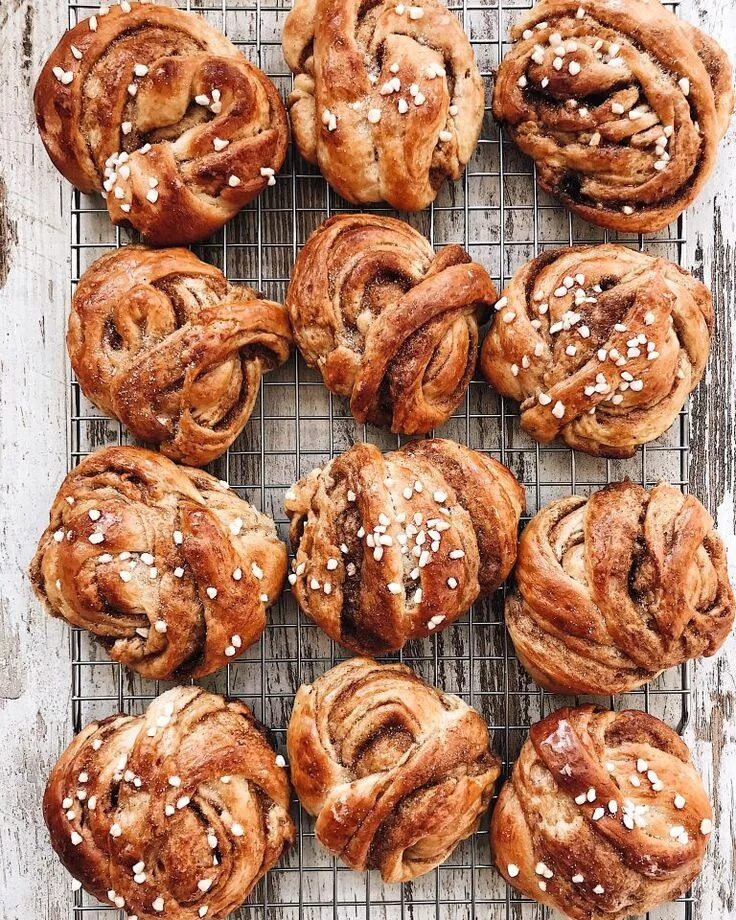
65;0;693;917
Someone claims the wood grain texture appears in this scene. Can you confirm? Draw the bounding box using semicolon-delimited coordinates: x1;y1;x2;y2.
0;0;734;918
683;0;736;914
0;2;71;919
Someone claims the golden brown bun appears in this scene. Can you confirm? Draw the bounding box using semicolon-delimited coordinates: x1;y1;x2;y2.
68;245;292;467
34;2;288;245
29;446;287;679
282;0;483;210
286;214;495;434
491;705;713;920
506;481;734;695
480;245;712;458
492;0;733;232
284;438;524;654
287;657;500;882
44;687;295;920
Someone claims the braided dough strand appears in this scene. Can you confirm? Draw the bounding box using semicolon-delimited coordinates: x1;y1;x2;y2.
287;658;500;882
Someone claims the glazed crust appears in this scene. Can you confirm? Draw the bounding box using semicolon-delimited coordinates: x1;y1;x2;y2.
68;245;292;467
34;2;288;245
286;214;495;434
29;446;287;680
490;705;713;920
287;657;500;882
492;0;733;232
43;687;295;920
284;438;524;655
505;481;734;695
282;0;484;210
479;245;713;458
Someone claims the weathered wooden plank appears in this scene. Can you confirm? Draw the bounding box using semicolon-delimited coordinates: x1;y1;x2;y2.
0;2;71;919
683;0;736;914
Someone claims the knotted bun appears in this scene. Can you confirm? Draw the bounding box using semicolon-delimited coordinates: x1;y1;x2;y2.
34;2;288;244
44;687;295;920
285;438;524;655
30;446;287;680
492;0;733;232
491;705;713;920
286;214;495;434
283;0;484;210
287;657;500;882
68;246;292;467
480;245;712;458
506;481;734;694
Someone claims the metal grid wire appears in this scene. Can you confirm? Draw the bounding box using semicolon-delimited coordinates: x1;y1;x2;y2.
65;0;693;918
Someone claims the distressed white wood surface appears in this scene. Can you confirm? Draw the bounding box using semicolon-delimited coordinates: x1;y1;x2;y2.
682;0;736;915
0;2;70;919
0;0;734;918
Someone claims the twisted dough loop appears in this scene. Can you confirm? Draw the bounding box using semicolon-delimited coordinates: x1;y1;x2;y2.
44;687;295;920
34;3;288;245
68;246;292;467
285;439;524;655
491;706;712;920
492;0;733;232
30;446;287;680
287;658;500;882
283;0;484;210
506;482;734;694
480;245;712;457
286;215;495;434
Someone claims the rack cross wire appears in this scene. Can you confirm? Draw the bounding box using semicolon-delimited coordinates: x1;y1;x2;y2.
66;0;692;917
